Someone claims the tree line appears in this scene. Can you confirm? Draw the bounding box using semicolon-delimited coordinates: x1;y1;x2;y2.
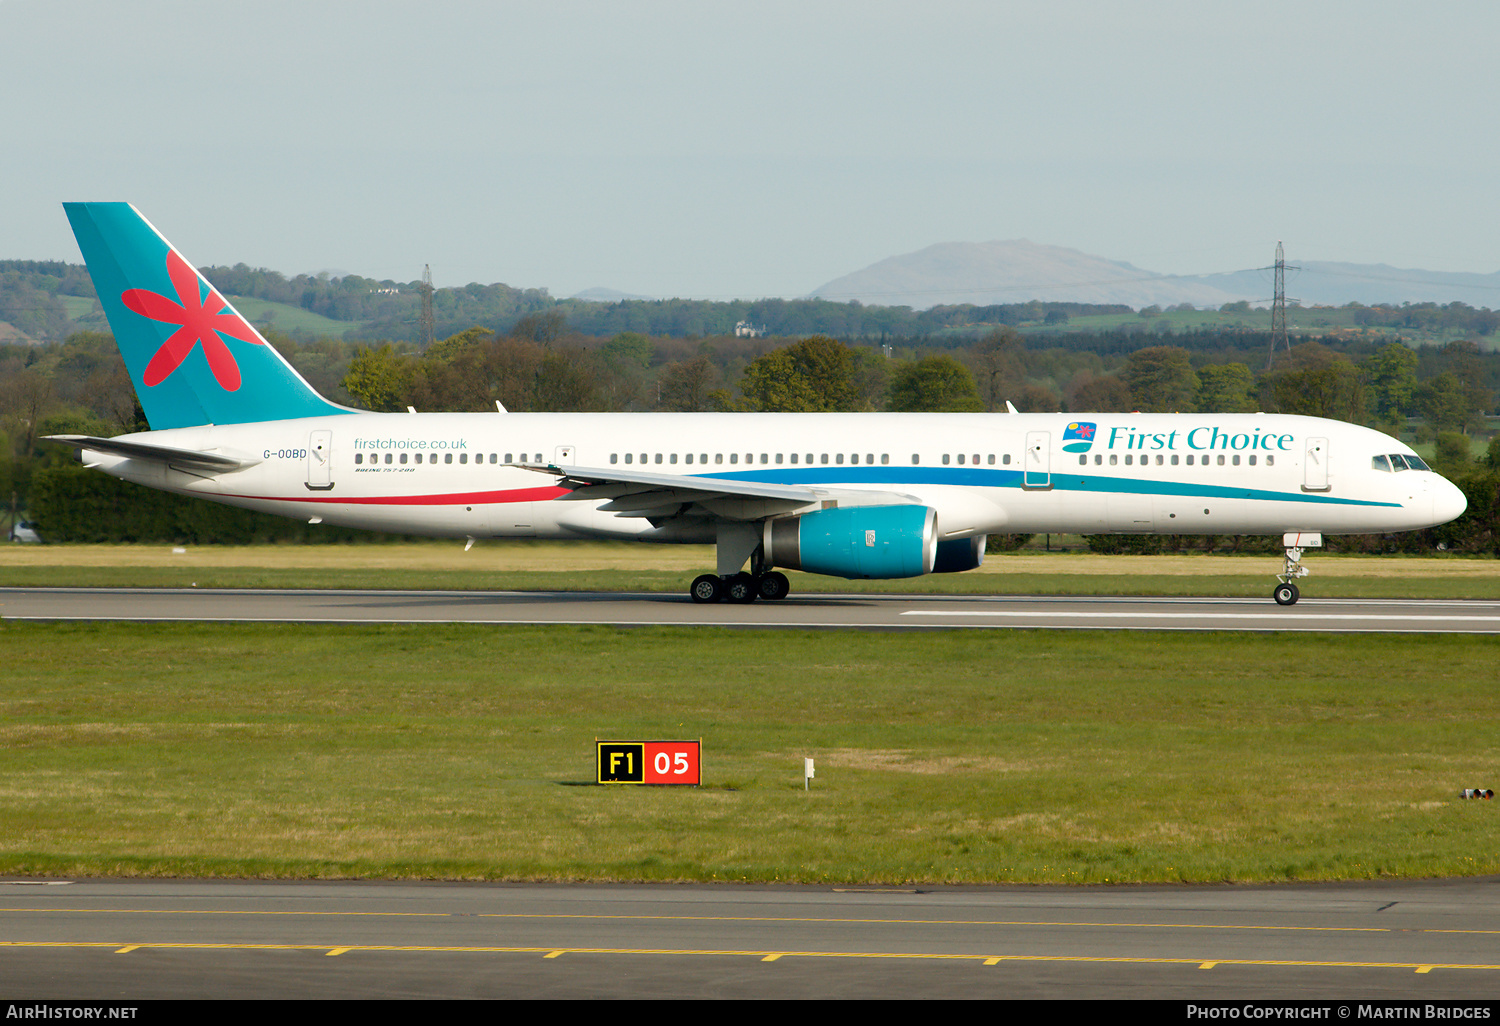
6;309;1500;550
0;261;96;341
0;257;1143;343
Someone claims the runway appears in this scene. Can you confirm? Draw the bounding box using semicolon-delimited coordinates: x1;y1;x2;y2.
7;589;1497;1000
4;587;1500;632
4;878;1500;999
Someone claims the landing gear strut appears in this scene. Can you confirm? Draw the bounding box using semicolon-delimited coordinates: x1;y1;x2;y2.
690;523;792;603
1273;532;1320;606
688;570;791;604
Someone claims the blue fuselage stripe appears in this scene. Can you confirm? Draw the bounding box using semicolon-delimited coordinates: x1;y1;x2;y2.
691;467;1401;508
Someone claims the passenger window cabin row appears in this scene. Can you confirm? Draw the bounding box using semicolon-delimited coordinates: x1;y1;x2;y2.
354;449;1287;470
355;452;540;465
609;452;1013;466
1079;453;1275;467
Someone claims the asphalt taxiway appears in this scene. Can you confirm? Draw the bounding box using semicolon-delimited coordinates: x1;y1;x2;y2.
3;587;1500;632
4;878;1499;999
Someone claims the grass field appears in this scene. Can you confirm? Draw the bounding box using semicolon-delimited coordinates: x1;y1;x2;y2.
5;544;1496;885
58;294;351;338
0;622;1495;884
5;541;1500;598
224;296;355;336
59;295;104;326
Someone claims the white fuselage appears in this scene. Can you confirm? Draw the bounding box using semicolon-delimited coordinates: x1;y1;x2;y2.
83;411;1466;544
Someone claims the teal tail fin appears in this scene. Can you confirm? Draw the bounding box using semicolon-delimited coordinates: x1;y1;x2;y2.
64;202;352;429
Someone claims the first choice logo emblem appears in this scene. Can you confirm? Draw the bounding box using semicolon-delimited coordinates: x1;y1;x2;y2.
1062;421;1097;453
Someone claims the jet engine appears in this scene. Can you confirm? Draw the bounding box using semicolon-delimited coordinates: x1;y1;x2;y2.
762;505;937;579
932;535;986;573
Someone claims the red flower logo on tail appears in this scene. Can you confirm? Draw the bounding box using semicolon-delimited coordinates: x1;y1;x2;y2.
122;250;263;391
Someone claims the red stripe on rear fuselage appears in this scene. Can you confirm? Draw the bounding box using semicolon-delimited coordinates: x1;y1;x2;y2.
219;486;570;505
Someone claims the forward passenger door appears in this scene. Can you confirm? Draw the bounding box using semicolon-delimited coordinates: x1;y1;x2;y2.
1304;437;1330;492
1023;431;1051;489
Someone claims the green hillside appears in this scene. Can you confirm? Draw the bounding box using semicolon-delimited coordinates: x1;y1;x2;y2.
55;293;352;338
971;305;1489;347
224;296;356;336
59;295;107;330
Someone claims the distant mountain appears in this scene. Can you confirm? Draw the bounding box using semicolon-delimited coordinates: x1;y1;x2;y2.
1198;261;1500;308
810;240;1246;310
571;287;657;303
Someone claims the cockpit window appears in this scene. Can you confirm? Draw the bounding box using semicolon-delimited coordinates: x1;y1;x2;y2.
1374;453;1429;472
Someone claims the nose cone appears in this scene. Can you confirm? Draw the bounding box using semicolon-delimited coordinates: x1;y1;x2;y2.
1433;477;1468;526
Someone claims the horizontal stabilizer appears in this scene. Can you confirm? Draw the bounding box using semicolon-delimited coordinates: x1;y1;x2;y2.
45;435;259;473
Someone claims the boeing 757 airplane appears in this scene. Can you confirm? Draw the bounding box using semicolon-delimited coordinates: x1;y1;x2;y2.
48;203;1468;605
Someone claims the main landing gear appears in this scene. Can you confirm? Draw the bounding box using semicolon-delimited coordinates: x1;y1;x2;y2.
1273;533;1320;606
690;570;790;604
691;522;791;603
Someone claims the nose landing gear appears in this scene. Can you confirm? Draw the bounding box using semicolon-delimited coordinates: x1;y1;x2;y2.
1273;532;1321;606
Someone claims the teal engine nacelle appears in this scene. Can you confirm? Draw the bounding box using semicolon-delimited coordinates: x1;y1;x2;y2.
762;505;937;579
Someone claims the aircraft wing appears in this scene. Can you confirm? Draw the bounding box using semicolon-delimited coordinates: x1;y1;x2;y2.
45;435;260;474
523;463;919;521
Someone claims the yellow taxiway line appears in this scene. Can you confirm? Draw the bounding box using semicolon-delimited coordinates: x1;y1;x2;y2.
1;941;1498;974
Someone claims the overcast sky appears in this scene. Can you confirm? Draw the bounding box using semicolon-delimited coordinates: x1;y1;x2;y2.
4;1;1498;300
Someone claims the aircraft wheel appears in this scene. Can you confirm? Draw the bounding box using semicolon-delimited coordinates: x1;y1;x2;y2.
757;571;790;601
1273;582;1300;606
690;574;724;604
725;572;758;603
